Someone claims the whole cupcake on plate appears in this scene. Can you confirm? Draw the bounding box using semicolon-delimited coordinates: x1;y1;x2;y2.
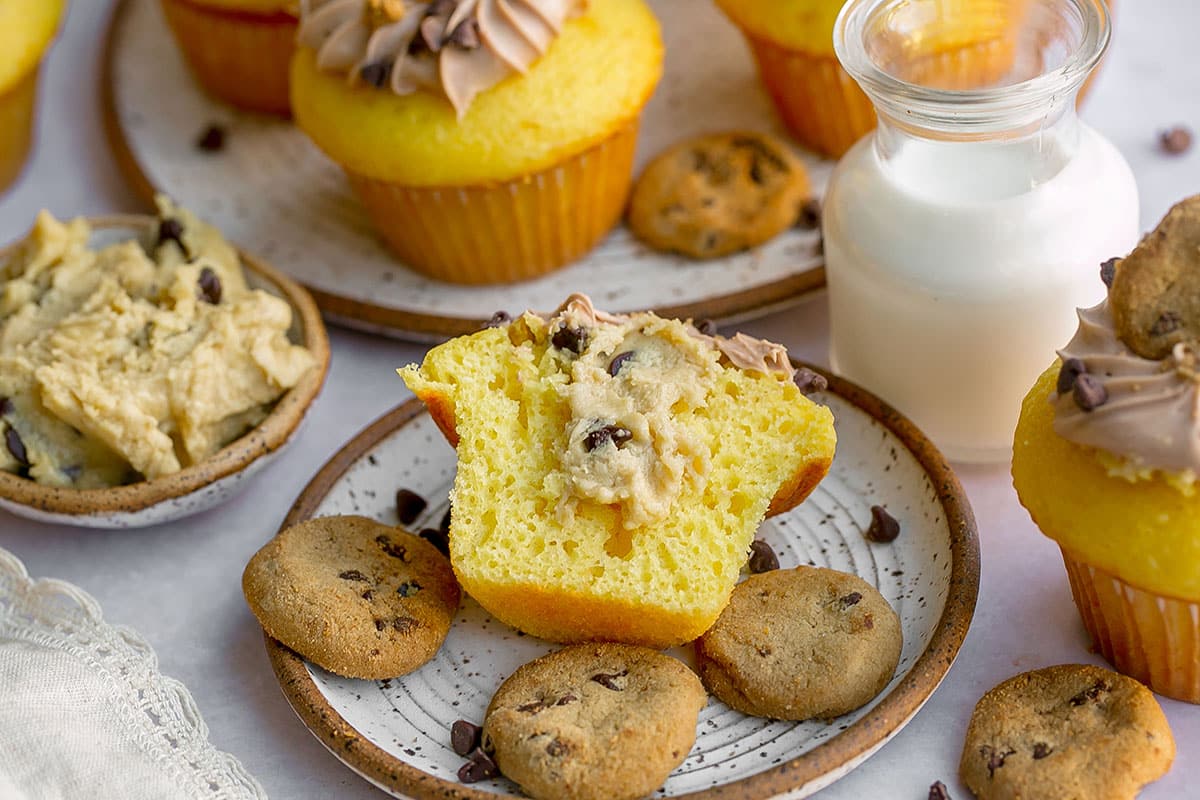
1013;195;1200;703
712;0;1021;158
160;0;298;115
0;0;66;193
291;0;663;284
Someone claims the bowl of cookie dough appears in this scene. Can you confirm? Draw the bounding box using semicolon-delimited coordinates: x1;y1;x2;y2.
0;202;330;528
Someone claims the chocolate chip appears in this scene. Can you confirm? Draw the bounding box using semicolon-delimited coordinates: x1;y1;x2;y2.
156;218;188;257
865;505;901;543
457;748;499;783
419;527;450;557
584;424;632;452
1160;126;1193;155
450;720;481;756
748;158;766;185
5;425;28;468
483;311;511;329
545;739;570;757
551;324;588;354
696;318;718;336
838;591;863;609
516;700;546;713
554;693;577;706
338;569;369;582
747;539;779;573
730;136;789;173
590;669;628;690
755;644;773;657
440;507;452;534
1056;357;1087;395
392;616;419;633
1150;311;1181;336
981;745;1014;777
447;18;480;49
928;781;951;800
374;619;386;631
360;61;391;88
793;367;828;395
194;124;226;153
798;197;822;230
1032;742;1052;759
197;267;222;304
1069;679;1108;706
1100;257;1118;288
1072;373;1108;412
0;397;12;416
395;488;427;525
396;581;422;598
375;534;410;561
361;589;374;600
608;351;635;376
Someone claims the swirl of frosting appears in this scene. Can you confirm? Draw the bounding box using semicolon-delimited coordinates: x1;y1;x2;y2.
297;0;586;118
1053;299;1200;474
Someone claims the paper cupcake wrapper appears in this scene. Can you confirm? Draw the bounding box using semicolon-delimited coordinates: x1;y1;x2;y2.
1062;548;1200;703
159;0;296;116
344;122;639;285
0;67;39;194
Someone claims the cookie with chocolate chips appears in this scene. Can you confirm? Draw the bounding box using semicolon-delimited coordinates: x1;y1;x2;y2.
960;664;1174;800
481;643;706;800
695;566;901;720
242;515;460;679
1109;194;1200;359
628;132;811;259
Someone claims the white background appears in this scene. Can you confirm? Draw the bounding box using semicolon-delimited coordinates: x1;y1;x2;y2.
2;1;1198;797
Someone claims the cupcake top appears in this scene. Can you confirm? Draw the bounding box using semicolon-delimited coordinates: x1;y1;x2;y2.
1052;196;1200;486
712;0;845;54
0;0;66;94
298;0;587;118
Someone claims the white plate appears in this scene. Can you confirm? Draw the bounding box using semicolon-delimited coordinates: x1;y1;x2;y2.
264;370;979;799
103;0;829;341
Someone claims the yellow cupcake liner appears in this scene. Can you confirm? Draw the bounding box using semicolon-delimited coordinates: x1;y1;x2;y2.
0;67;39;194
344;122;640;285
742;30;1016;158
159;0;296;116
1062;548;1200;703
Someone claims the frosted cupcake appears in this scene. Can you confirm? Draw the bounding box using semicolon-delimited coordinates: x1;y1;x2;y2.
1013;196;1200;703
160;0;298;115
0;0;66;193
291;0;663;284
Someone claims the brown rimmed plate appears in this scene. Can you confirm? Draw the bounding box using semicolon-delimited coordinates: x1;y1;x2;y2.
263;366;979;798
0;214;330;529
101;0;829;342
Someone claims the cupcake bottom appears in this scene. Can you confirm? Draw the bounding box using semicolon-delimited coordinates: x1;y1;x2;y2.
1062;547;1200;703
159;0;295;116
0;68;39;194
345;122;639;285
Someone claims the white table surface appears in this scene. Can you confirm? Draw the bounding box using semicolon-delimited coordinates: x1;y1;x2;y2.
2;2;1198;798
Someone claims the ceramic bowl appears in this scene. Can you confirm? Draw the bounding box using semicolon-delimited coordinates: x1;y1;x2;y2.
0;214;330;529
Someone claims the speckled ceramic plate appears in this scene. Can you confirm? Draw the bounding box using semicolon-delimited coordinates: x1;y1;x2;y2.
264;367;979;799
102;0;828;342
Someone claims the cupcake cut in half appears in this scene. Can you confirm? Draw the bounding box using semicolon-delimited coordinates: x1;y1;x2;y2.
1013;194;1200;703
400;295;837;648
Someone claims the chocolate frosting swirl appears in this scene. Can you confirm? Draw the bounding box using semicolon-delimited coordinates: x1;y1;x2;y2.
1053;299;1200;474
298;0;586;117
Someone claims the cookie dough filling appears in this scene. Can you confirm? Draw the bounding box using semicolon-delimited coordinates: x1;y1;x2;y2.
0;198;316;488
536;294;795;528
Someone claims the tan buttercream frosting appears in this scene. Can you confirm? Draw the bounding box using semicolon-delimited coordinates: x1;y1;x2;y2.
297;0;586;118
1053;299;1200;475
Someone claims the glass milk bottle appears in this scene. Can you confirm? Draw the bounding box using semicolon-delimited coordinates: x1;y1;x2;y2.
824;0;1137;462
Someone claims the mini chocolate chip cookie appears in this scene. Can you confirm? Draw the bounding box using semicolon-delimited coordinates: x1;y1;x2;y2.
482;643;706;800
628;132;810;259
1109;194;1200;359
960;664;1174;800
243;515;460;679
695;566;901;720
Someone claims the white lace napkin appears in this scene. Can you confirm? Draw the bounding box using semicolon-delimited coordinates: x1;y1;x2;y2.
0;546;265;800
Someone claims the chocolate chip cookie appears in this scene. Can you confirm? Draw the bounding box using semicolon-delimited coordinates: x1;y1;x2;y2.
1109;194;1200;359
628;132;811;259
243;515;460;679
960;664;1174;800
481;643;706;800
695;566;902;720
